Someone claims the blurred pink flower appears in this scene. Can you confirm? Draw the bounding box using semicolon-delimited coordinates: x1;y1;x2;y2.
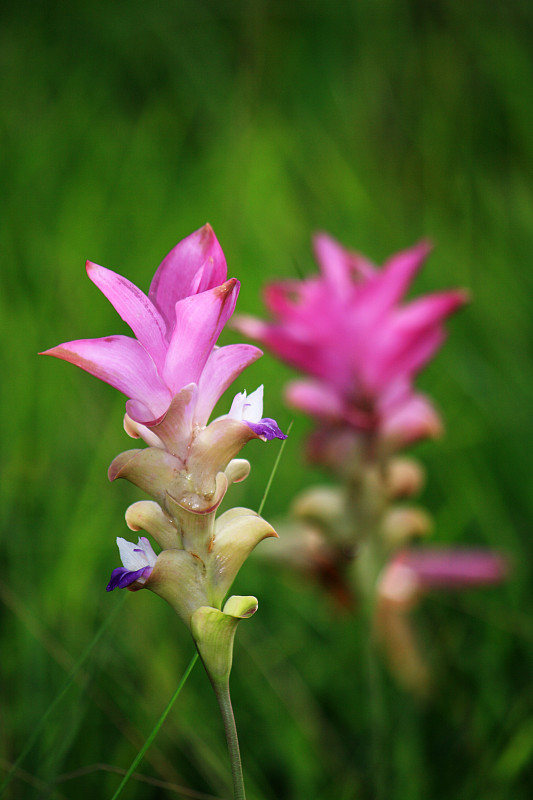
235;233;467;444
378;548;508;606
42;224;263;427
375;546;508;696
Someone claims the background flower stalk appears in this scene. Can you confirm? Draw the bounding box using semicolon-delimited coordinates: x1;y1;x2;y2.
239;232;507;695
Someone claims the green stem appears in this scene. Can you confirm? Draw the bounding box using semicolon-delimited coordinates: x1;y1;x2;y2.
212;678;246;800
348;440;389;800
362;594;387;800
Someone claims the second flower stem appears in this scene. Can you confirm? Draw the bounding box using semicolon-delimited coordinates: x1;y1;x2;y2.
212;678;246;800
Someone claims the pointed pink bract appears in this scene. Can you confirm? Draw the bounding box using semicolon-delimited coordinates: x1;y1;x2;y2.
149;223;227;330
86;261;168;369
163;279;239;393
43;335;172;420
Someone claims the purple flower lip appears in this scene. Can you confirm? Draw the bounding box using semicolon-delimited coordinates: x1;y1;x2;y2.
221;385;287;441
106;566;153;591
245;417;287;441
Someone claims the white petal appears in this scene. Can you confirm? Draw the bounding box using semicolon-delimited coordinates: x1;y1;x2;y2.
227;390;247;420
116;536;157;570
137;536;158;565
218;384;265;425
241;385;264;422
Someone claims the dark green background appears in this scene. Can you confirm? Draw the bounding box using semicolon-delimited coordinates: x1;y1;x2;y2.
2;1;533;798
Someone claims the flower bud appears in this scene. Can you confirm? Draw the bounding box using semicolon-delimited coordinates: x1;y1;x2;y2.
224;458;251;485
290;485;345;528
385;457;426;499
381;506;433;546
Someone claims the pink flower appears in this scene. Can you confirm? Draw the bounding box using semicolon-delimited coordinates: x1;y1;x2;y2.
41;224;263;428
375;547;508;696
235;233;467;444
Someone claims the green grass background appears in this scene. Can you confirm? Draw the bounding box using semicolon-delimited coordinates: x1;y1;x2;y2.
2;0;533;797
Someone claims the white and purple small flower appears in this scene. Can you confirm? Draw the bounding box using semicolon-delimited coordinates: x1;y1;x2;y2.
225;385;287;441
107;536;158;591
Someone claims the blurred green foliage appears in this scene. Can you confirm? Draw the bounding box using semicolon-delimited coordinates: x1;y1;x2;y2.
2;0;533;798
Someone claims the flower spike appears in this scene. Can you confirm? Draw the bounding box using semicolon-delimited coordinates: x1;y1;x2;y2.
44;225;285;800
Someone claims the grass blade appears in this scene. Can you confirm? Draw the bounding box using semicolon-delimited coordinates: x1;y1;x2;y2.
110;652;199;800
0;596;126;795
257;421;293;517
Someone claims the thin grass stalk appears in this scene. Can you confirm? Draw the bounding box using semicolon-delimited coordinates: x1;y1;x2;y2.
0;597;125;796
110;652;199;800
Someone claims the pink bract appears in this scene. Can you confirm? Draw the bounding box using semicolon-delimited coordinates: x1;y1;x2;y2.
382;548;508;597
235;233;467;444
41;224;262;427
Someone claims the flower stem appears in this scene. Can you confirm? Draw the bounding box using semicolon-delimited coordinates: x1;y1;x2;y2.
211;678;246;800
